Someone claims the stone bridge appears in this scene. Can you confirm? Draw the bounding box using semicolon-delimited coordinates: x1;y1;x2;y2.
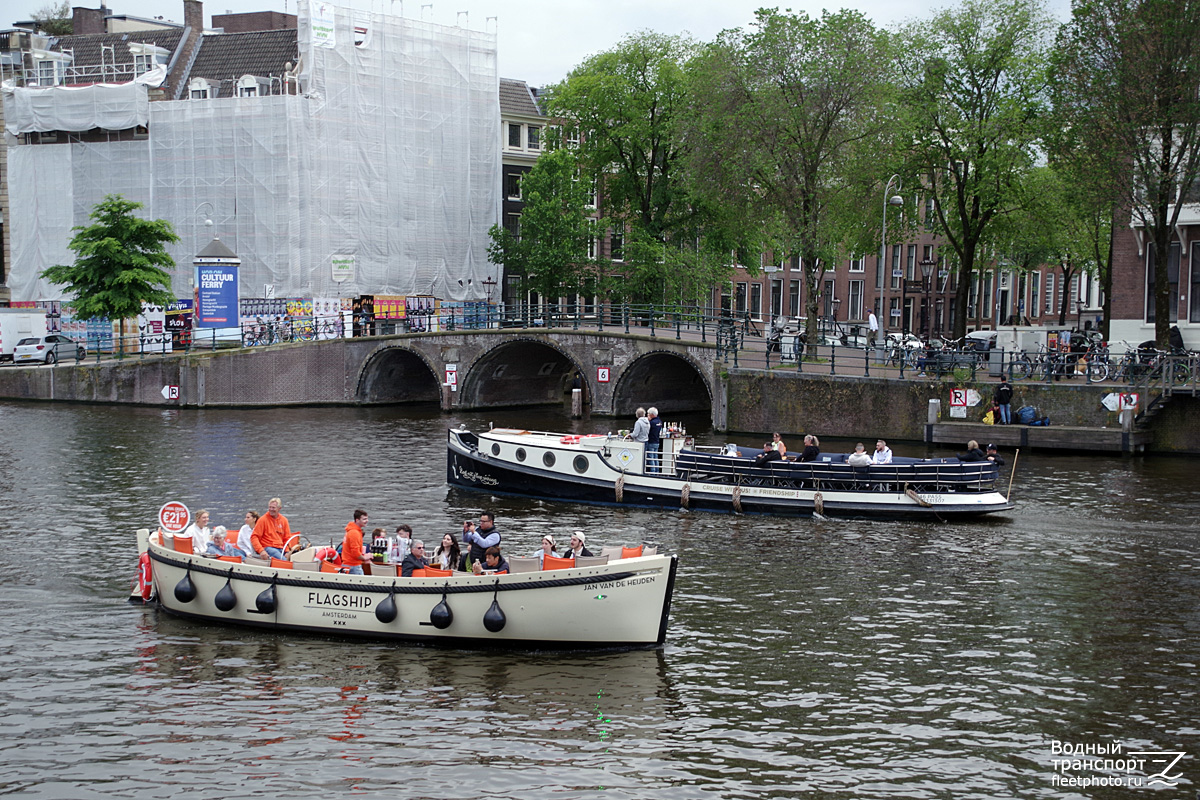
1;329;726;427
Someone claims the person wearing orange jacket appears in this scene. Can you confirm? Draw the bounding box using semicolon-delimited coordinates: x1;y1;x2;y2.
342;509;373;575
251;497;292;560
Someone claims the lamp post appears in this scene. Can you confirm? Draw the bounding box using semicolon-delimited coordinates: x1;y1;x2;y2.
881;175;903;334
919;258;936;340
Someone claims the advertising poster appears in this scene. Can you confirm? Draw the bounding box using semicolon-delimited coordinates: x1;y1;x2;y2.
313;297;342;340
196;265;239;328
165;300;192;348
138;303;171;354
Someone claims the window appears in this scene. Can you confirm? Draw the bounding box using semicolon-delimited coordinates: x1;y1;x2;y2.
849;255;865;273
906;245;916;280
982;272;992;318
1030;273;1040;318
504;212;520;239
1045;273;1055;314
36;59;59;86
823;279;835;317
771;279;783;318
584;178;596;208
924;196;936;230
610;230;624;262
890;296;901;321
508;123;522;148
750;283;762;319
133;54;154;76
890;245;902;289
528;126;540;150
587;232;597;259
735;283;747;314
790;254;802;272
190;87;208;99
968;274;978;318
1192;243;1200;322
188;78;211;100
789;280;800;317
238;84;257;97
849;280;864;320
566;128;580;149
505;171;522;200
1146;243;1180;323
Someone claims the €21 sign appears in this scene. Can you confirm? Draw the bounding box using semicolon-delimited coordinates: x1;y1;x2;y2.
159;501;191;533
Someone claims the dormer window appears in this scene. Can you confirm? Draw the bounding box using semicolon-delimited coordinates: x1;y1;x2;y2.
32;49;70;86
128;42;169;77
188;77;212;99
237;74;266;97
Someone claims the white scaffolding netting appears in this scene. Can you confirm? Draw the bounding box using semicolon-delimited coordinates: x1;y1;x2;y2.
5;3;500;303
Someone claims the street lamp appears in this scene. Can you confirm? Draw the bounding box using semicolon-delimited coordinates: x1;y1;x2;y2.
920;258;936;340
881;175;903;331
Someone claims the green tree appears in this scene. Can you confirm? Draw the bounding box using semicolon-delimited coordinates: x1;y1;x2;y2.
546;32;739;306
682;8;895;349
897;0;1052;339
30;0;72;35
1053;0;1200;346
41;194;179;338
486;141;601;307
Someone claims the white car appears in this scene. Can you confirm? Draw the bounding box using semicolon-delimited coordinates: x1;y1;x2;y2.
13;334;86;365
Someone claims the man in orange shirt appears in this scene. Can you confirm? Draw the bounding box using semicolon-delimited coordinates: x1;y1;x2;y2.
251;497;292;560
342;509;373;575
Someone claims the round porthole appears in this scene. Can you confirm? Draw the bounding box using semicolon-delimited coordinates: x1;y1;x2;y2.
543;451;556;467
516;448;527;462
573;455;589;474
491;443;501;456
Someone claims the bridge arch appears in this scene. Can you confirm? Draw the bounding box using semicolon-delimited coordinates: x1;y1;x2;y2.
459;337;583;408
612;350;713;416
356;345;441;404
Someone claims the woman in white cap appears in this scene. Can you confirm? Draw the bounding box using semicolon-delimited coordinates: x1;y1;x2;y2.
563;530;594;559
532;534;558;567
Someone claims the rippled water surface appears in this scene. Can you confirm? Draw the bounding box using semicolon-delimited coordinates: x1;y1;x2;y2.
0;401;1197;799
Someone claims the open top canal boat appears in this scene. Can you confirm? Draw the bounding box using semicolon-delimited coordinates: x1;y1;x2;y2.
447;426;1013;519
135;528;677;650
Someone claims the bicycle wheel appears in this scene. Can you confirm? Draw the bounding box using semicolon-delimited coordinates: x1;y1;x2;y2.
1086;361;1109;382
1171;361;1191;386
1010;356;1033;381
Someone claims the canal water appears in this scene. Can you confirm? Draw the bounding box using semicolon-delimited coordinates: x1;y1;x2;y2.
0;401;1196;799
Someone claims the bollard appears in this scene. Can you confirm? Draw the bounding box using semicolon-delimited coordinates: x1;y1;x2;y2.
928;398;941;424
571;388;582;419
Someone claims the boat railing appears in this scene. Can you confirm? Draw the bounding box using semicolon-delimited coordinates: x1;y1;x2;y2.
670;451;998;491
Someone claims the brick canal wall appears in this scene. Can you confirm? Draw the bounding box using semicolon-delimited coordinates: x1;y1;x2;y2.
724;369;1200;455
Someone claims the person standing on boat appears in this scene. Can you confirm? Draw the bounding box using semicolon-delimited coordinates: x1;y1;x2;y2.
251;497;292;560
234;511;258;558
630;408;649;442
646;407;663;473
800;434;821;462
872;439;893;464
531;534;558;568
341;510;373;575
183;509;213;555
562;531;594;559
463;512;501;569
401;540;431;577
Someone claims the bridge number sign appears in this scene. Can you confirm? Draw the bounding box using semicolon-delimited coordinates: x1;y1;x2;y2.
445;364;458;392
597;367;610;383
158;501;190;533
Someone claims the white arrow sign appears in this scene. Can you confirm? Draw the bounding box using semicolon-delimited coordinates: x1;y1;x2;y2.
161;385;180;400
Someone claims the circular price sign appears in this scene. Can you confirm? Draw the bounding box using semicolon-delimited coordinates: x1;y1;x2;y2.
158;501;191;533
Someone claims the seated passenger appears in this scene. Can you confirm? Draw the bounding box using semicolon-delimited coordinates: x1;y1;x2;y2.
985;443;1006;466
204;526;230;557
847;443;873;467
960;439;987;462
771;432;787;457
754;442;782;466
800;434;821;462
234;511;258;558
532;534;558;568
872;439;893;464
431;533;461;571
473;545;510;574
401;539;431;577
184;509;213;555
562;531;594;559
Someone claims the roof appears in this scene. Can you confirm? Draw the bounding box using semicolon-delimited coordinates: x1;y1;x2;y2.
195;237;240;259
50;28;185;68
187;28;297;84
499;78;540;118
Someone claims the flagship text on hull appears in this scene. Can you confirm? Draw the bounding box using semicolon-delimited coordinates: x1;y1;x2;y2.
447;426;1014;519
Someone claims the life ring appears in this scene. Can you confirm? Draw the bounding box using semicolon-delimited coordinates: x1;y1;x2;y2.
582;434;606;439
137;552;154;601
560;435;581;444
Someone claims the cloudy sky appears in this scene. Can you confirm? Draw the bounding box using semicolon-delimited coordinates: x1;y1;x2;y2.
63;0;1073;87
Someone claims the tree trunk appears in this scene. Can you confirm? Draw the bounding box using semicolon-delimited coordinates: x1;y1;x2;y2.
952;251;973;340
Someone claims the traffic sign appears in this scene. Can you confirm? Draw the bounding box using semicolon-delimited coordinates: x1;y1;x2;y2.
949;388;967;407
161;385;179;400
158;501;190;533
445;363;458;392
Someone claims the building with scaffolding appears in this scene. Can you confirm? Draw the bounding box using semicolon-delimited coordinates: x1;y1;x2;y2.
1;0;500;307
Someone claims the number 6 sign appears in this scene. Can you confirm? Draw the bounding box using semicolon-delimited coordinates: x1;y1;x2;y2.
597;367;610;383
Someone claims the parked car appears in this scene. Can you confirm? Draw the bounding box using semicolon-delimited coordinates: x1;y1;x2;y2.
13;334;86;365
963;329;998;352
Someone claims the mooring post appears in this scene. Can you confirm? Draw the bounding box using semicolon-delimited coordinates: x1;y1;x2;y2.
571;388;583;419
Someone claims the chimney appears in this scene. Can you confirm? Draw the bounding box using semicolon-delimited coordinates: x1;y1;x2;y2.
183;0;203;33
72;6;105;35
